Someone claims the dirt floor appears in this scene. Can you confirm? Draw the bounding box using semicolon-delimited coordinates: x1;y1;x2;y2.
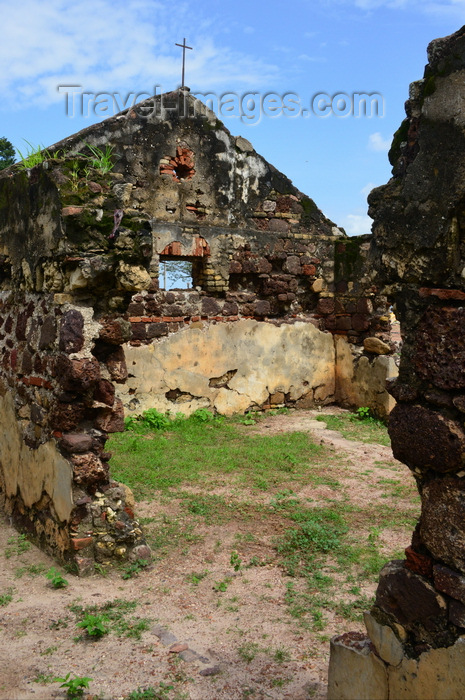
0;408;418;700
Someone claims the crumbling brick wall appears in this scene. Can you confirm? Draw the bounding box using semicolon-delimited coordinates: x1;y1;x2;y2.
328;25;465;700
0;89;392;567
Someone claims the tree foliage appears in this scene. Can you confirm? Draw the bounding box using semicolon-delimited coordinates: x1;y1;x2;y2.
0;137;15;170
161;260;193;289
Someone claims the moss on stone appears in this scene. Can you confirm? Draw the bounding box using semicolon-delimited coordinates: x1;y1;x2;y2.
389;119;409;167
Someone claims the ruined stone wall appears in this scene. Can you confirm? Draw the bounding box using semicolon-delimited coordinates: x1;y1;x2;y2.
0;89;392;565
328;25;465;700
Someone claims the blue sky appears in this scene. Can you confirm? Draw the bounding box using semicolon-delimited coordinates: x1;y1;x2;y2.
2;0;465;235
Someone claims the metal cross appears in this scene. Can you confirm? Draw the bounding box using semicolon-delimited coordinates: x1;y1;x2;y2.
175;38;193;88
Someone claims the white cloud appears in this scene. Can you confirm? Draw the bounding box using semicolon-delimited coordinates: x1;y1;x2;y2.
361;181;378;197
0;0;278;110
341;0;465;18
368;132;391;152
299;53;327;62
342;213;373;235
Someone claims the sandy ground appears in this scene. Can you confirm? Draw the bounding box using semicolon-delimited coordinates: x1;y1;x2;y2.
0;408;418;700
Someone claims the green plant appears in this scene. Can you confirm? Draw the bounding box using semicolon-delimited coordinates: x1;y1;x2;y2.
230;550;242;572
355;406;371;421
76;612;110;638
127;683;175;699
54;673;92;699
125;408;172;432
46;567;69;589
40;645;58;656
273;645;292;663
81;142;114;173
17;140;52;169
185;570;209;586
213;577;232;592
33;672;56;684
0;588;14;606
238;641;260;663
121;558;149;580
5;533;31;558
15;563;46;578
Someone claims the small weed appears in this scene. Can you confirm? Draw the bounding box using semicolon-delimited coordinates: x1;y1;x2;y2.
81;142;114;173
71;599;150;641
5;534;31;558
49;616;69;629
230;550;242;572
46;567;69;589
77;612;110;639
270;677;291;688
238;641;261;663
0;588;14;606
121;558;149;580
15;563;46;578
33;672;56;685
40;645;58;656
355;406;371;421
54;673;92;699
185;570;209;586
127;683;174;699
213;577;232;593
17;140;51;169
273;646;292;663
94;562;109;577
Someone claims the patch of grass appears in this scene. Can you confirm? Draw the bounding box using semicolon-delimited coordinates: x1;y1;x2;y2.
33;672;56;685
185;570;209;586
238;641;261;663
17;140;52;169
144;513;202;555
108;413;326;499
40;645;58;656
315;412;390;446
334;595;374;622
15;563;46;578
273;645;292;663
121;558;150;580
5;534;31;558
70;598;150;641
0;587;14;606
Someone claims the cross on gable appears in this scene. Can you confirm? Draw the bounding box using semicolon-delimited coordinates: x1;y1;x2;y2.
175;38;193;88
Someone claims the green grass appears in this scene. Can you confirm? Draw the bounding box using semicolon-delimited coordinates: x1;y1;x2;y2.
107;407;418;635
70;598;150;641
108;413;326;499
5;534;31;558
315;413;390;446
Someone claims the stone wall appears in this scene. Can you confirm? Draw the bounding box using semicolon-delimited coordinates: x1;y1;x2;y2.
328;25;465;699
0;88;393;567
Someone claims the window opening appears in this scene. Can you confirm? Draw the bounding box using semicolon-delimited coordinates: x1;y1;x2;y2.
160;258;193;290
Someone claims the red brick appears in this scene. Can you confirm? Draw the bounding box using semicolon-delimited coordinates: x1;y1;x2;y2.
419;287;465;301
405;546;433;578
71;537;93;551
62;206;83;216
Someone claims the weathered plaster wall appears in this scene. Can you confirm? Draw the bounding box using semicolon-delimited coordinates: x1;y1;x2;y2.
118;319;335;416
328;25;465;698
